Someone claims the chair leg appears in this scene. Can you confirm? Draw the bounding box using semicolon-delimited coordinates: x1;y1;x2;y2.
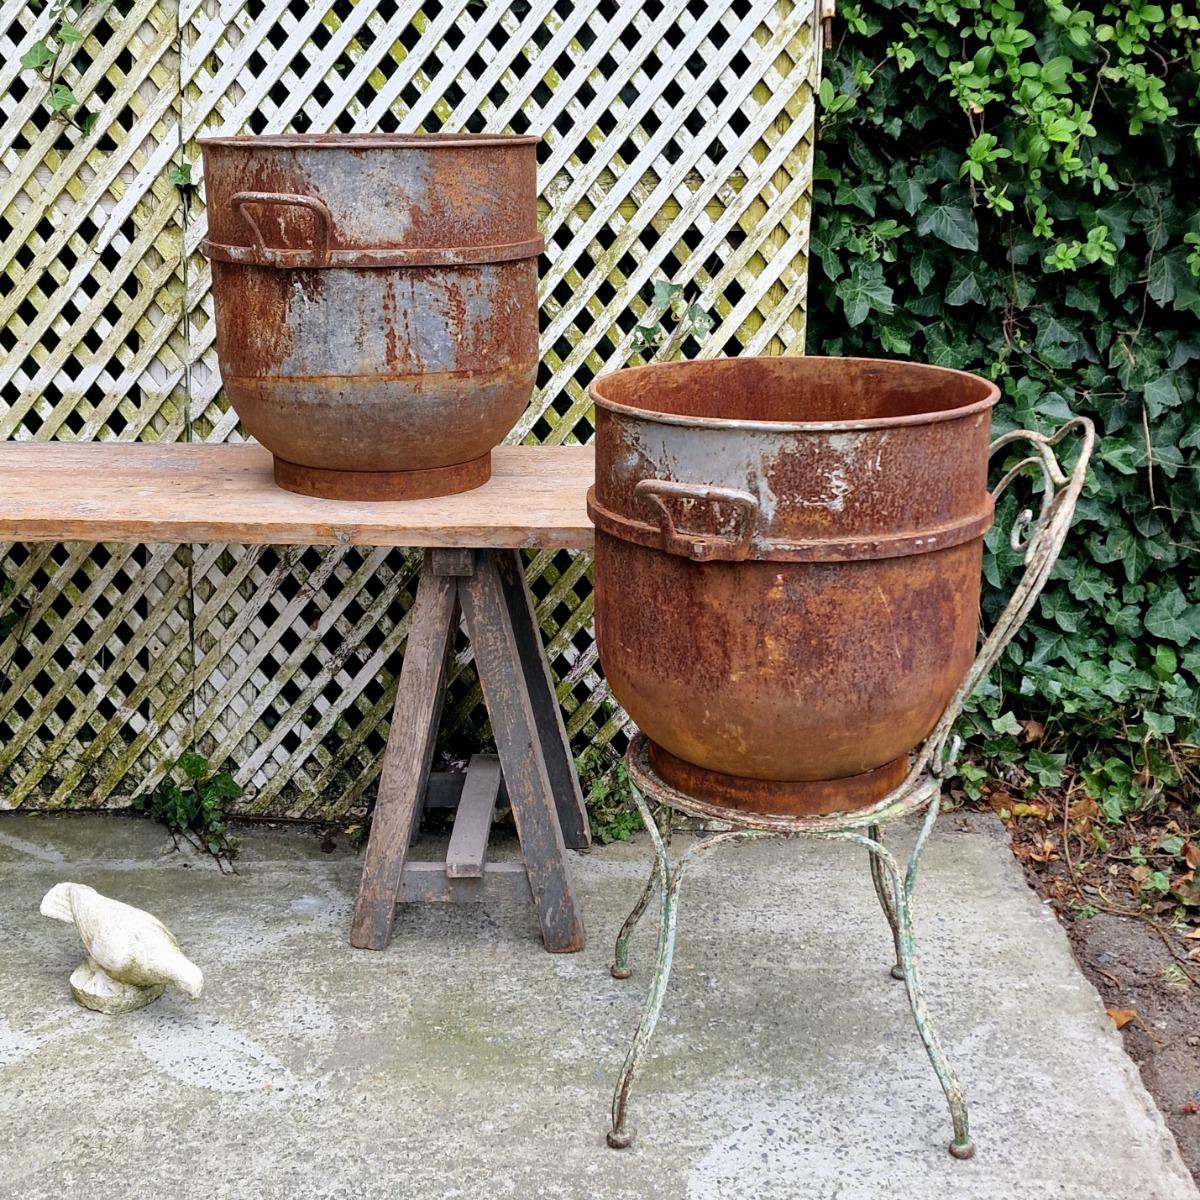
607;785;676;1148
867;822;905;981
607;787;778;1149
861;812;975;1161
611;855;662;980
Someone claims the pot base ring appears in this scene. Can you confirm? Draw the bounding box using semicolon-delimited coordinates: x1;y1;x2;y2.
272;452;491;501
646;741;910;817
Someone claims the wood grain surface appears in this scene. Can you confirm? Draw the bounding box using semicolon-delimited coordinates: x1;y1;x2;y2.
444;755;503;879
349;559;458;950
0;442;595;549
460;551;586;953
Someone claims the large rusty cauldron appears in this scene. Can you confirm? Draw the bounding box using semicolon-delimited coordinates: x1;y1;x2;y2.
587;357;1000;817
199;134;542;500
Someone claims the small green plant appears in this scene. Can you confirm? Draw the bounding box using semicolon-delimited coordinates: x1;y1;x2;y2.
132;751;241;870
19;0;96;136
950;759;990;802
167;160;196;219
631;278;714;357
577;746;643;844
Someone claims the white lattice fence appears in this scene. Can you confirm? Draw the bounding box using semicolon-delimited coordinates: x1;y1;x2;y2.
0;0;820;817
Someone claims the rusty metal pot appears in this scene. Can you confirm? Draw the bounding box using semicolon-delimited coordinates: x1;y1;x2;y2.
587;357;1000;816
199;133;542;500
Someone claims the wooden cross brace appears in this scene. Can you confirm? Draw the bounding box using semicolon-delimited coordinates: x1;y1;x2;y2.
350;548;590;953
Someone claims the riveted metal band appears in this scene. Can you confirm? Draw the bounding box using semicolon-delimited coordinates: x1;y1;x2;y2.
586;488;994;563
201;234;545;270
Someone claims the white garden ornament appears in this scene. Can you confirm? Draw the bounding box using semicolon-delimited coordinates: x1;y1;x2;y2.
41;883;203;1014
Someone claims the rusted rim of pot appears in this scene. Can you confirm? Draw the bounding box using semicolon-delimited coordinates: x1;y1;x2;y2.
589;356;1000;432
198;132;541;149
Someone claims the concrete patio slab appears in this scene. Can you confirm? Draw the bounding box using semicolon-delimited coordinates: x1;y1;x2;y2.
0;810;1192;1200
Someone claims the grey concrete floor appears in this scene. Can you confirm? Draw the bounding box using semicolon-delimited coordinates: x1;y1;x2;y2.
0;810;1193;1200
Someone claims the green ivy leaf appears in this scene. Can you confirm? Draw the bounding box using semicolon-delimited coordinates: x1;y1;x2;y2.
991;711;1022;735
945;262;989;306
20;40;53;70
1144;588;1200;645
48;82;76;112
835;261;894;326
1098;439;1137;474
178;750;209;781
632;324;660;351
1142;711;1175;737
1148;249;1194;307
1027;749;1068;787
1153;644;1178;679
895;175;928;215
1141;870;1171;896
1068;565;1112;605
686;302;713;337
652;279;682;309
910;248;937;291
1142;373;1181;418
1086;527;1153;584
915;200;979;251
206;771;240;801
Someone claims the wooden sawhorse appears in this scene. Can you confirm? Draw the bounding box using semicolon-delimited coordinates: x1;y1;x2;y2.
0;440;597;955
350;547;589;953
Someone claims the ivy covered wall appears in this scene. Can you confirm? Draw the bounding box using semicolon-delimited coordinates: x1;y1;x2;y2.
808;1;1199;817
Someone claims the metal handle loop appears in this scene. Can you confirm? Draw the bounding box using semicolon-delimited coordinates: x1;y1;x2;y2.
917;415;1096;777
230;191;334;268
634;479;760;563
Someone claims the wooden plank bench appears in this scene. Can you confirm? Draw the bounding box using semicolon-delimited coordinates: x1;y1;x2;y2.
0;441;596;953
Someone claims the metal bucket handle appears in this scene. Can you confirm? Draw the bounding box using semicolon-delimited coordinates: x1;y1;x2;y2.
918;416;1096;779
230;191;333;268
634;479;759;563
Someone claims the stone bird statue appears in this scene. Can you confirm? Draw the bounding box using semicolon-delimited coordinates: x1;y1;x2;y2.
41;883;203;1014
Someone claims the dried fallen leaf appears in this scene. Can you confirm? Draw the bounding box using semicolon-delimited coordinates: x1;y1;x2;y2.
1012;802;1050;820
1174;877;1200;908
1186;843;1200;871
1020;719;1045;742
1027;838;1060;863
1183;927;1200;940
1106;1008;1137;1030
1069;796;1099;826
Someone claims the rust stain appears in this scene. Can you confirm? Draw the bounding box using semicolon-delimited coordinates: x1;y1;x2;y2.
381;274;398;368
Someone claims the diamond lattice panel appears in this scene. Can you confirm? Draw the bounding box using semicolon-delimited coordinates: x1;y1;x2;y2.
1;0;819;817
